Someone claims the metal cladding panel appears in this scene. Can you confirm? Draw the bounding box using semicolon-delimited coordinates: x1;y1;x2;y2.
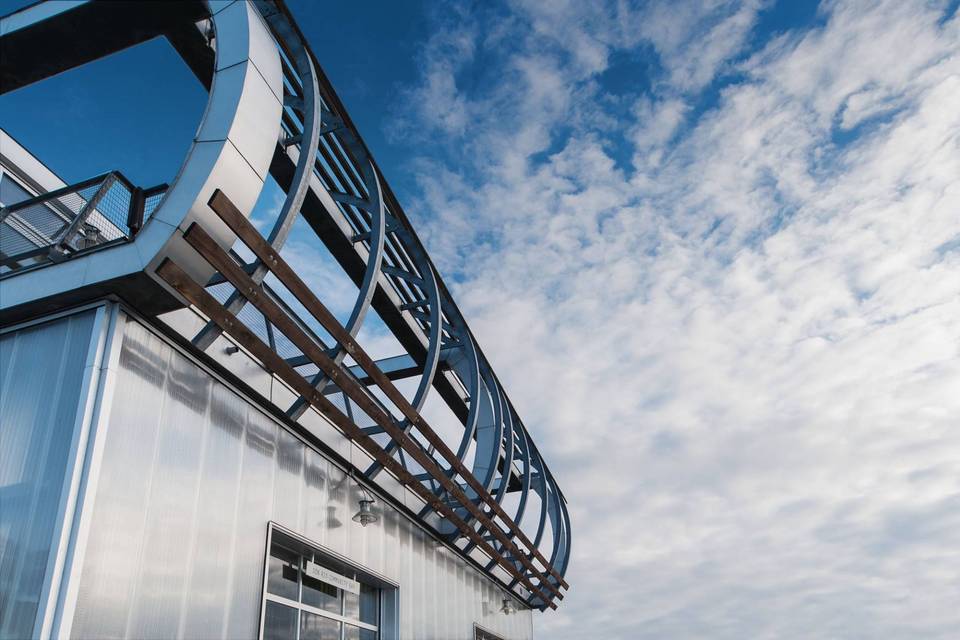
69;316;532;640
0;309;98;638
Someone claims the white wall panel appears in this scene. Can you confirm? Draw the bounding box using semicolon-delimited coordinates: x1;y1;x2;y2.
69;316;533;640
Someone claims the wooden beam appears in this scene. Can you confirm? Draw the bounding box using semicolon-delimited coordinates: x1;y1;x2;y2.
154;257;558;609
180;221;562;604
206;189;569;593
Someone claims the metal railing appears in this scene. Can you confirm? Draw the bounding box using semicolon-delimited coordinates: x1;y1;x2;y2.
0;171;167;275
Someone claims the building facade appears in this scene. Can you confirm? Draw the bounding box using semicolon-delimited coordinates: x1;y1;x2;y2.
0;2;570;639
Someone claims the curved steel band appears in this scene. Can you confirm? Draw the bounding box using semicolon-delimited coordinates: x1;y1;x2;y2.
170;0;571;607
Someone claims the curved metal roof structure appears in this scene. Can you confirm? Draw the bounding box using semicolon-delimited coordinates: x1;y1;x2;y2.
0;0;570;610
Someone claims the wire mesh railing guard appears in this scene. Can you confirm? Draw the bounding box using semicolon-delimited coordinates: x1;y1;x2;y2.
0;171;167;275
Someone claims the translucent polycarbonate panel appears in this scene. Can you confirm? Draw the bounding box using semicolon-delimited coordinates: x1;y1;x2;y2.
273;427;304;531
0;310;97;639
70;317;533;639
180;382;247;635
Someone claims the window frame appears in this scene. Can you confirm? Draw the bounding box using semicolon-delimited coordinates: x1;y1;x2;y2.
473;623;507;640
258;521;397;640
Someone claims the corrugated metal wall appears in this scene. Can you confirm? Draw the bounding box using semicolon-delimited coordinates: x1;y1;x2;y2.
69;315;533;640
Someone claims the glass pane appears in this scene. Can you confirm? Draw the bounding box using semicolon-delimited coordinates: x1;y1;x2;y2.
343;589;359;620
347;625;377;640
300;611;340;640
302;570;340;613
359;583;378;625
262;601;297;640
267;543;300;601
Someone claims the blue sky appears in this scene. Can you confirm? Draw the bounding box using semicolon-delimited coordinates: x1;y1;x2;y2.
0;1;834;201
3;1;960;638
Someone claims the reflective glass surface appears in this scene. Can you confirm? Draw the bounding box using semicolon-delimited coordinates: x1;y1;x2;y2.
301;571;339;613
262;601;297;640
359;583;378;625
342;624;378;640
267;543;299;601
300;611;340;640
343;588;359;620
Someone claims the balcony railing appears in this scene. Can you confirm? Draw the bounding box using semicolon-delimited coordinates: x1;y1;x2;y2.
0;171;166;275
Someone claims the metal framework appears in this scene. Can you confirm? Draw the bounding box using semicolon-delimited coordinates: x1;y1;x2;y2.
0;171;166;273
0;0;570;610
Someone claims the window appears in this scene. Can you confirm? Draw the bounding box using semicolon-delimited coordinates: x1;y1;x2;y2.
260;525;387;640
474;624;506;640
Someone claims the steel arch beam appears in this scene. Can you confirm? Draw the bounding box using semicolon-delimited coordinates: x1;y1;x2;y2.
461;378;513;557
286;149;386;421
450;360;505;538
550;479;572;578
365;243;443;479
493;384;517;504
192;2;322;352
483;408;533;575
474;363;505;492
420;325;484;535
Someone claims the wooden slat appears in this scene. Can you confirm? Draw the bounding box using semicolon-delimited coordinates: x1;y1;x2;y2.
206;189;569;593
181;221;562;604
155;257;558;609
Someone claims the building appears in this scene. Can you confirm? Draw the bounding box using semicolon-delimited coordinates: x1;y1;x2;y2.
0;2;571;639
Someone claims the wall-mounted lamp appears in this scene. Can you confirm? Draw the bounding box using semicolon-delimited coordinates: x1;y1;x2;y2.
352;483;379;527
500;597;515;615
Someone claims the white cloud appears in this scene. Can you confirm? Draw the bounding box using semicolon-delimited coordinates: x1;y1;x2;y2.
389;0;960;637
632;96;690;166
639;0;767;92
391;5;477;139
